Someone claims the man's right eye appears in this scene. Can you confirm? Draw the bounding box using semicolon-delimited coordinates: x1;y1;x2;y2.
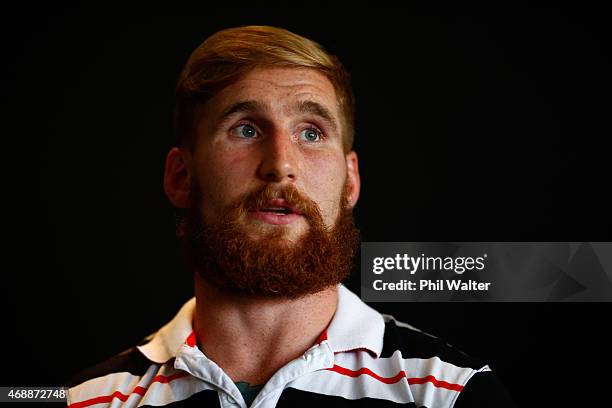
231;124;258;138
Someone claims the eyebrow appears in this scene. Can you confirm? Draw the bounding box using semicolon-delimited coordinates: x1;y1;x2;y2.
289;100;338;132
218;99;339;132
219;100;267;121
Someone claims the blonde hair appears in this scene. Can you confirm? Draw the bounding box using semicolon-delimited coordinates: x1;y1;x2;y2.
174;26;355;152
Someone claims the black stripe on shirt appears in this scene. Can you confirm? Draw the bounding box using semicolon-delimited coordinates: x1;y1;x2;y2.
380;319;488;370
279;387;422;407
139;389;220;407
64;346;153;387
453;371;517;407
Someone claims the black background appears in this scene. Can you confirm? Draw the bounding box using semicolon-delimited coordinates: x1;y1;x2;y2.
2;6;610;407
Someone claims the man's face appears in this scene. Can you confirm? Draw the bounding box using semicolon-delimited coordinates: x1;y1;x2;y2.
192;66;355;243
167;66;360;298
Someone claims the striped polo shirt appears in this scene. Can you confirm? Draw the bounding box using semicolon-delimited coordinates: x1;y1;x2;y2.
65;285;515;407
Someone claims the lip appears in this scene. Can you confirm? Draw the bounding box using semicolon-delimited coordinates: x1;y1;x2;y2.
249;198;303;225
268;198;301;215
250;210;303;225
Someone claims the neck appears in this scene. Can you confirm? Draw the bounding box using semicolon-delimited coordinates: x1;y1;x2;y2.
193;274;338;385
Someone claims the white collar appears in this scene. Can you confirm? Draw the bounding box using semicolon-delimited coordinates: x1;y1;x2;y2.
138;284;385;364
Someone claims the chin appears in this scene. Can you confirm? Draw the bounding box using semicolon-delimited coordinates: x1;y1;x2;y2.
248;227;306;246
246;219;308;237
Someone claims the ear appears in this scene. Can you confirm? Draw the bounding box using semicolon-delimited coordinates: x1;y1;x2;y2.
164;147;193;208
345;151;361;208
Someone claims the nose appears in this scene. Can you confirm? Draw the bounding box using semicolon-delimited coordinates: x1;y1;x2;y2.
257;131;298;183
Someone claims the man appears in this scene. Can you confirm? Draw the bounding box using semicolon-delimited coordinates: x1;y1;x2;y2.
66;26;515;407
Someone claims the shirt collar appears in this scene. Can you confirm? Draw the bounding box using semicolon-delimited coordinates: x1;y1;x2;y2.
137;297;196;364
323;284;384;357
138;284;385;364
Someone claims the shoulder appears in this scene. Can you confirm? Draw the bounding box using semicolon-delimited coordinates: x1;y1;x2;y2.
63;346;157;407
64;346;218;407
380;314;516;407
64;346;153;388
380;314;485;367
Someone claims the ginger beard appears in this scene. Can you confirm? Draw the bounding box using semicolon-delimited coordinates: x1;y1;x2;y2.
177;179;360;299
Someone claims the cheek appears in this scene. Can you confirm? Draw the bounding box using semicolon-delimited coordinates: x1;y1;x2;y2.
195;147;256;212
303;151;347;217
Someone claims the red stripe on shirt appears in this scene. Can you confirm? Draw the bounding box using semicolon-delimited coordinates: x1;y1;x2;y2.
407;374;464;391
315;329;328;344
68;371;189;408
185;331;197;347
327;364;464;392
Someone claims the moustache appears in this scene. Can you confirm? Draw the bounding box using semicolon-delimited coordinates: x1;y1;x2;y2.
232;183;325;227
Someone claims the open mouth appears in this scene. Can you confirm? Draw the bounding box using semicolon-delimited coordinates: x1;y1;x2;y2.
249;199;302;225
254;199;301;215
259;207;294;215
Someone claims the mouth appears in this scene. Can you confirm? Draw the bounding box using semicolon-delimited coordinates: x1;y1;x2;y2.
249;199;303;225
259;207;294;215
254;198;301;215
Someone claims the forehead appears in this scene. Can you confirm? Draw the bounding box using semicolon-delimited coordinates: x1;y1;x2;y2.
204;66;340;119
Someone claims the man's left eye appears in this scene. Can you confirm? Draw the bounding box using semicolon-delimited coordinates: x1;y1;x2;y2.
299;128;322;142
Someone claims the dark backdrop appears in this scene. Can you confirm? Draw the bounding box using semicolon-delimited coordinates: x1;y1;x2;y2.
2;6;610;407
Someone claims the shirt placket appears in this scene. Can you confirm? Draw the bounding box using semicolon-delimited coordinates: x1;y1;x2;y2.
174;343;246;408
174;342;335;408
